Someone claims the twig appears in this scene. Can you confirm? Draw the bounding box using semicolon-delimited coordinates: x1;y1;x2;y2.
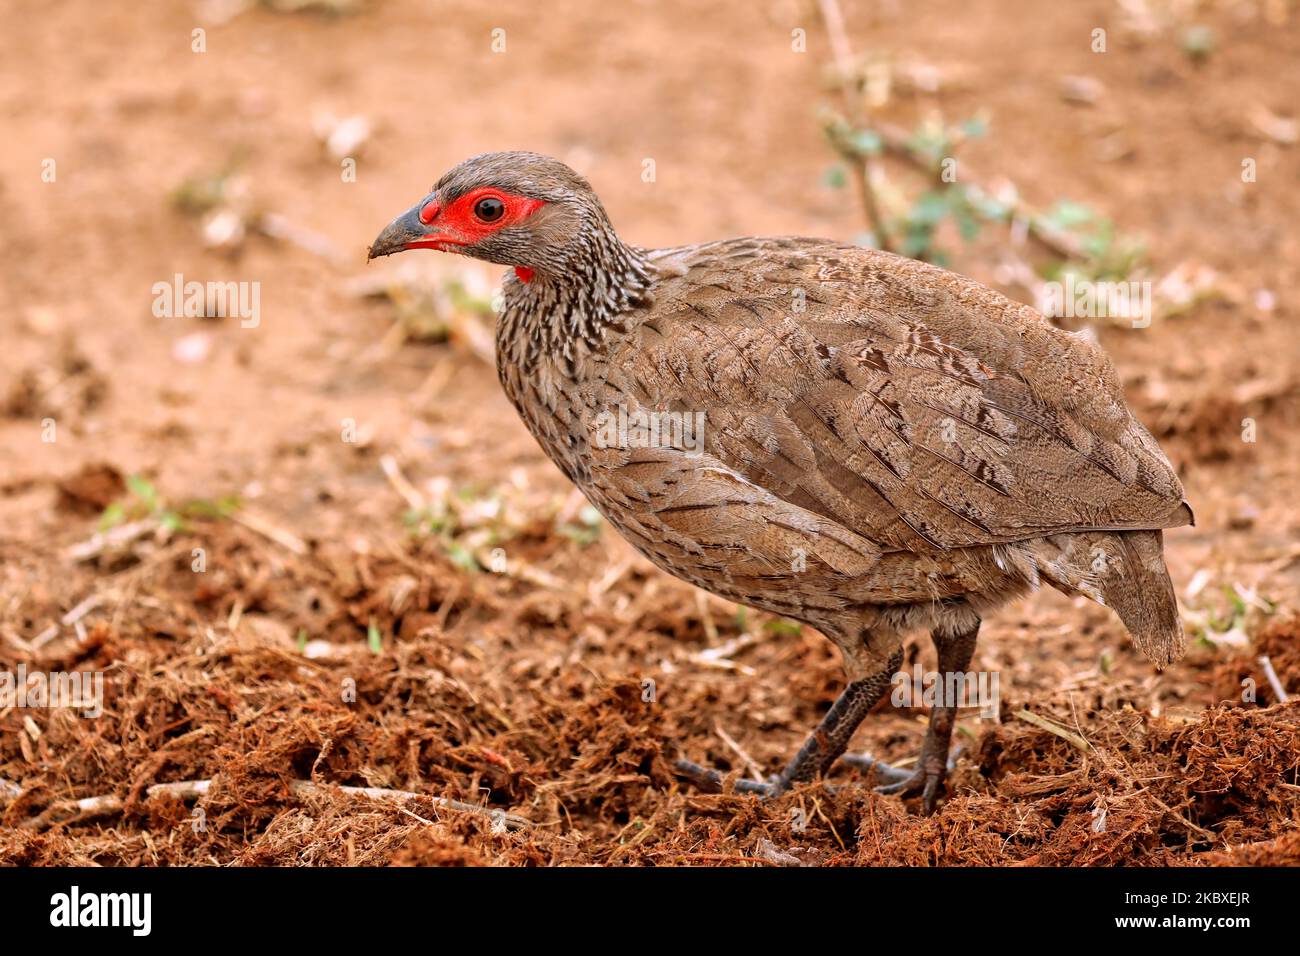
688;631;761;675
0;630;33;654
874;120;1085;260
1014;709;1093;752
471;546;571;592
714;722;764;780
1259;655;1291;704
812;796;845;851
31;593;104;649
288;780;531;830
20;779;211;829
816;0;893;252
394;804;439;827
16;778;532;832
230;509;308;555
608;816;659;862
66;518;160;563
694;590;720;644
1147;793;1217;841
588;554;635;599
379;454;427;511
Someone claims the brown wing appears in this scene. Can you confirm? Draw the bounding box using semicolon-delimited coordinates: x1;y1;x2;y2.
586;237;1190;554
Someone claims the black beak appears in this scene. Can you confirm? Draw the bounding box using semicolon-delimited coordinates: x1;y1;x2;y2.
367;196;436;260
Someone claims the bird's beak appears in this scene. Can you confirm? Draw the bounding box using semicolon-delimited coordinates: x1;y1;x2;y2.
367;195;443;260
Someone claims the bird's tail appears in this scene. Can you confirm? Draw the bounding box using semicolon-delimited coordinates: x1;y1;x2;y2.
1029;529;1185;667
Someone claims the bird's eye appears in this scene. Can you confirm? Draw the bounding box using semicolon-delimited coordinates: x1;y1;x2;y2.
474;197;505;223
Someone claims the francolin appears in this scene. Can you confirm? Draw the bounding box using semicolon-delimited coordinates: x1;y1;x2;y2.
369;152;1191;812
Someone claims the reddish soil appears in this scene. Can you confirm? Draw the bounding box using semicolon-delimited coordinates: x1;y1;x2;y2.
1;0;1297;865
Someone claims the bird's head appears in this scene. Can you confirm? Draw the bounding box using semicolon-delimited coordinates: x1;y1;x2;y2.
367;151;611;283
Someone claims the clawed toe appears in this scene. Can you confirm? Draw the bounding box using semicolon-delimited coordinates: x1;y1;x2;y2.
840;755;933;804
838;753;915;785
873;768;925;796
869;765;942;813
675;748;955;813
673;758;783;797
842;745;963;814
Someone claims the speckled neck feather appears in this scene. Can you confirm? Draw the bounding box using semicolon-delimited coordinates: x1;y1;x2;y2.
497;213;654;370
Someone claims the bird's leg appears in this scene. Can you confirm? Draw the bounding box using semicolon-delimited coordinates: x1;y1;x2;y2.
844;619;980;813
675;648;902;797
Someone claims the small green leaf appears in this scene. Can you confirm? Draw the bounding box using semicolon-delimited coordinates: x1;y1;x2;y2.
910;191;949;226
971;194;1011;222
444;541;480;572
1042;199;1095;230
1181;25;1215;60
184;496;241;520
126;474;159;510
953;201;982;242
99;502;126;531
850;129;883;156
367;619;382;654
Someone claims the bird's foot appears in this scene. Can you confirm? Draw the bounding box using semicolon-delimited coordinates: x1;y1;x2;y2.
837;753;916;786
673;758;786;797
839;747;961;814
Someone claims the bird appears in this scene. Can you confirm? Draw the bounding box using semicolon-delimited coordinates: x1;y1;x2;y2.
368;151;1192;813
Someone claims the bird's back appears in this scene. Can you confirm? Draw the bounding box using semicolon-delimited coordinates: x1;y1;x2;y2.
600;236;1191;550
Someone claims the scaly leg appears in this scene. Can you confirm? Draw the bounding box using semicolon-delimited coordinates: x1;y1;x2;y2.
844;619;980;813
675;648;902;796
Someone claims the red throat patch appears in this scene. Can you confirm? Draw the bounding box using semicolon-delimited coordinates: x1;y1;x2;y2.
514;266;535;283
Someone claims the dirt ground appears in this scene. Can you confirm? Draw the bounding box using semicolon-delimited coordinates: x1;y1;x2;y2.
1;0;1298;865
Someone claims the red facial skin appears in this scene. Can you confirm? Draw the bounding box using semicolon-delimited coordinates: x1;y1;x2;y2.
404;187;545;282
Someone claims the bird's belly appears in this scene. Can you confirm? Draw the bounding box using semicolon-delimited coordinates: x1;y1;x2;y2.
578;475;1021;625
503;369;1024;629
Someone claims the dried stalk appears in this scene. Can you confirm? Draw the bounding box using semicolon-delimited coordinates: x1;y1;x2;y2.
1014;708;1093;752
230;509;308;555
816;0;893;252
10;777;531;832
1259;655;1291;704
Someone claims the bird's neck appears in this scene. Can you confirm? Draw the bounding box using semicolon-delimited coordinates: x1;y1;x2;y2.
498;227;654;372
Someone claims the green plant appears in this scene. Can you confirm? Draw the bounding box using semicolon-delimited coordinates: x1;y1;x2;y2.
821;92;1144;282
99;475;239;532
1036;201;1146;281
